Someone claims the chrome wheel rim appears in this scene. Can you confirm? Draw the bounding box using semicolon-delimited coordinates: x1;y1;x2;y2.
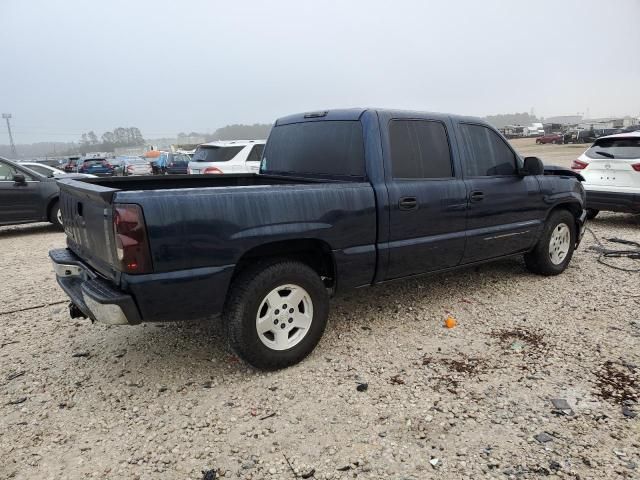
549;223;570;265
56;208;63;225
256;284;313;351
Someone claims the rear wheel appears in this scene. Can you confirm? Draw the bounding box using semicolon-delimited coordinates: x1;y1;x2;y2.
49;200;63;230
586;208;599;220
525;210;576;276
223;259;329;370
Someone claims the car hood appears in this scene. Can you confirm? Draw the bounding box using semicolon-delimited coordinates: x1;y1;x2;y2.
543;164;585;182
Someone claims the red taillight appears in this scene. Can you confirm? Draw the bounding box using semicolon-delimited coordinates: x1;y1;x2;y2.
571;159;589;170
632;163;640;172
202;167;223;174
113;204;152;274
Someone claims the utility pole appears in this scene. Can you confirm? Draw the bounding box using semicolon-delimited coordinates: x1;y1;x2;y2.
2;113;17;157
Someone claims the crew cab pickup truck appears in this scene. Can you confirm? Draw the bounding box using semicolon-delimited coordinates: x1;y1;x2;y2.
50;109;587;369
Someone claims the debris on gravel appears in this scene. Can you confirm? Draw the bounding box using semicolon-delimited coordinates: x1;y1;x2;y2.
1;213;640;479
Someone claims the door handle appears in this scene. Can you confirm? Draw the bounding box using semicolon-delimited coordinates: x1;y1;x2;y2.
470;191;485;202
399;196;418;210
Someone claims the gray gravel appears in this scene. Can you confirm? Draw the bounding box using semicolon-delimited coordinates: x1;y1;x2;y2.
1;214;639;479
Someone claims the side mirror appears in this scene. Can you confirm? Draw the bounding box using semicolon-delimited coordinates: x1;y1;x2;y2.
13;173;26;185
521;156;544;176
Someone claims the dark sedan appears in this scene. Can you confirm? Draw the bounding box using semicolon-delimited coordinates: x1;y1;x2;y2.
165;153;190;175
0;156;70;229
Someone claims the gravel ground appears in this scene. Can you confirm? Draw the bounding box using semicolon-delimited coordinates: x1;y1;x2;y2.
509;138;587;169
1;211;639;480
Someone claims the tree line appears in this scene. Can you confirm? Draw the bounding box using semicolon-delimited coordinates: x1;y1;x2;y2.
178;123;272;143
77;127;145;153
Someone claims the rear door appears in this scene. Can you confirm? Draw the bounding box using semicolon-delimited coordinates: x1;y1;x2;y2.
382;115;467;279
0;160;42;224
245;144;265;173
457;123;543;263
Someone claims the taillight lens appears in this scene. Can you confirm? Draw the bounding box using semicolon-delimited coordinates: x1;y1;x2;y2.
203;167;223;174
113;204;152;274
571;159;589;170
632;163;640;172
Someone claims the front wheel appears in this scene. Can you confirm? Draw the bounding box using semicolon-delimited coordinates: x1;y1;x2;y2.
223;260;329;370
524;210;576;276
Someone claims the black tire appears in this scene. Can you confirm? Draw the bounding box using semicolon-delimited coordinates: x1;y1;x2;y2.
223;259;329;370
524;210;576;276
586;208;599;220
49;200;64;231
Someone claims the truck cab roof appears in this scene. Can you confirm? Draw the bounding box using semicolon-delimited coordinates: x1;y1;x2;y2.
199;140;265;148
275;108;487;127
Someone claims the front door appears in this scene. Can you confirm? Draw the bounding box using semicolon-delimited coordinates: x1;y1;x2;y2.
456;123;543;263
0;160;41;224
383;117;467;279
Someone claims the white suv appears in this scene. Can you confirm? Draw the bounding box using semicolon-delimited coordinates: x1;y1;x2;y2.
188;140;265;175
571;131;640;219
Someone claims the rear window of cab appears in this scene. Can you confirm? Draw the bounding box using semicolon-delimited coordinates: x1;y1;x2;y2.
261;121;365;178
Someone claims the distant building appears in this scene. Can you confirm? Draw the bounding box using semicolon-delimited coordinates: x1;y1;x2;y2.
543;115;583;125
177;134;206;145
114;146;146;156
577;116;639;130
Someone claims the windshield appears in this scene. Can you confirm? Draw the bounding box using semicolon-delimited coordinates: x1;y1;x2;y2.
192;146;243;163
261;121;365;177
586;137;640;159
170;154;190;165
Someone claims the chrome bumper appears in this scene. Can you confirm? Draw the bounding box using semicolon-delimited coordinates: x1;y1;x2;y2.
49;249;141;325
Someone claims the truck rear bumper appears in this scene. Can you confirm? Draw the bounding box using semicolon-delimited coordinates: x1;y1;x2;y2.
50;248;141;325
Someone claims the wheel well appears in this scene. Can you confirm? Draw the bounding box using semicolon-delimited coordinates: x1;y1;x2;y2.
46;197;59;221
232;239;336;287
548;202;583;231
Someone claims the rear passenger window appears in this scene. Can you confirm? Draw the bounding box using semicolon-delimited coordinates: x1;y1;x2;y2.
460;124;518;176
246;144;265;162
390;120;453;179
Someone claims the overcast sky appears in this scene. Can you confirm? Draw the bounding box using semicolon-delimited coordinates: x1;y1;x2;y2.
1;0;639;144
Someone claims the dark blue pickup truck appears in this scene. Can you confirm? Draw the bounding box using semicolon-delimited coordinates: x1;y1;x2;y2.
50;108;586;369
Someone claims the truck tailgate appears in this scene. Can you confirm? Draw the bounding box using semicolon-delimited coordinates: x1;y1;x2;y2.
57;178;120;282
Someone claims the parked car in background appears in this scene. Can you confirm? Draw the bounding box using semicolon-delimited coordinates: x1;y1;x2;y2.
19;162;96;179
50;108;586;370
122;157;152;176
536;133;564;144
163;152;190;175
110;157;128;176
571;131;640;218
0;156;77;229
188;140;265;174
62;156;81;173
78;157;115;176
36;159;66;168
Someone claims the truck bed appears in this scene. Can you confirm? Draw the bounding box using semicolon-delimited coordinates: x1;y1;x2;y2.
56;173;378;323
